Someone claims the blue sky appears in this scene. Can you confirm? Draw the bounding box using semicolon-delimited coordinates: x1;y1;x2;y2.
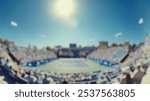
0;0;150;48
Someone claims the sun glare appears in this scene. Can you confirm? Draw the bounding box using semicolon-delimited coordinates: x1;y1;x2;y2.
53;0;76;20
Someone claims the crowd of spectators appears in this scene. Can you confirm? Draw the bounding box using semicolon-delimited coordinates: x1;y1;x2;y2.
88;46;129;63
8;44;57;64
0;57;121;84
0;36;150;84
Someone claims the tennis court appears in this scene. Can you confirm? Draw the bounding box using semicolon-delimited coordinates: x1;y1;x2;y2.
37;58;105;73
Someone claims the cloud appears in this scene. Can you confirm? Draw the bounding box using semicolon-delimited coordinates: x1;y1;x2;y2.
138;18;144;25
10;21;18;27
40;34;47;39
114;32;122;37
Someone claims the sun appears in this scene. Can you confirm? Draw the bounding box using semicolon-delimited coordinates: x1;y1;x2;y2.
52;0;76;20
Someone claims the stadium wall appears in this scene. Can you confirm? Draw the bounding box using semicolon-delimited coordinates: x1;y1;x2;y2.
87;57;118;68
23;58;57;68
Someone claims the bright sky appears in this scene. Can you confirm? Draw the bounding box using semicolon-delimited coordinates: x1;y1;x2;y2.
0;0;150;48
